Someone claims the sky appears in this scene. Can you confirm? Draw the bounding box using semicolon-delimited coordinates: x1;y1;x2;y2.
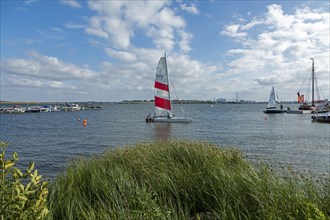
1;0;329;102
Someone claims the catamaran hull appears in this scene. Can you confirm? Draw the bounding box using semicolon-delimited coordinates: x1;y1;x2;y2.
153;117;192;123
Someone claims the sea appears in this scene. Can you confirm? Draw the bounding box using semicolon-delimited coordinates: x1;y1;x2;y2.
0;103;329;180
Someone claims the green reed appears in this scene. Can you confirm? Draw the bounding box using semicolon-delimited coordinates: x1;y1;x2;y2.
46;140;329;219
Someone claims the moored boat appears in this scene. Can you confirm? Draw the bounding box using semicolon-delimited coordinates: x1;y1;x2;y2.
62;103;80;111
312;112;330;123
0;106;25;114
311;99;330;123
286;109;311;114
25;106;48;113
297;58;325;113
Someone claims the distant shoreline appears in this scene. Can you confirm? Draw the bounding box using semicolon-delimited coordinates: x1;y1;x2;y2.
1;100;300;105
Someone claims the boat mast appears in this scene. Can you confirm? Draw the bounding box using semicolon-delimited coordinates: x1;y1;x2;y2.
164;52;171;105
311;58;315;106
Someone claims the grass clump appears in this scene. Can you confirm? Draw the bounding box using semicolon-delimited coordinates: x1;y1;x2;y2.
47;140;329;219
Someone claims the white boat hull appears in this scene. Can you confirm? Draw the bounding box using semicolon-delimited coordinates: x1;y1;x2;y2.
153;116;192;123
286;110;312;114
312;112;330;123
62;104;80;111
0;107;25;114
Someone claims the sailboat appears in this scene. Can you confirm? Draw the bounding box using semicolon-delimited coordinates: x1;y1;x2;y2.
150;54;192;123
297;58;325;112
311;99;330;123
263;86;285;114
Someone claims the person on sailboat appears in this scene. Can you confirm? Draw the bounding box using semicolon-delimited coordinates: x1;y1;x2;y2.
146;114;154;123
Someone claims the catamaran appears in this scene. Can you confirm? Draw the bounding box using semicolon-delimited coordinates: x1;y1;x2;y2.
263;86;285;114
150;54;192;123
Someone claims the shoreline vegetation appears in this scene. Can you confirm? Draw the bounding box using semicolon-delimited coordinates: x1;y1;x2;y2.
45;140;329;219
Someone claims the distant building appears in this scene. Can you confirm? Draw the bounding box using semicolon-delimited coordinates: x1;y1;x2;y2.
216;98;226;103
226;98;239;103
240;100;257;103
216;98;257;104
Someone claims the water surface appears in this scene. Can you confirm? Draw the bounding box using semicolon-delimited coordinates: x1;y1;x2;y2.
1;103;329;179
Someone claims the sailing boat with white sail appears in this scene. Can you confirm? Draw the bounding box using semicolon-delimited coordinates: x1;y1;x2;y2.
151;54;192;123
263;86;285;114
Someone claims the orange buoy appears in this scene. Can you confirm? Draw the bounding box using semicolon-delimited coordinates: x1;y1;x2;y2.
83;119;87;126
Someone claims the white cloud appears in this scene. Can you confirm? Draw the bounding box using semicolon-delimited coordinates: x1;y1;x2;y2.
80;48;223;100
85;16;109;38
178;30;193;53
180;3;199;15
221;24;247;38
61;0;81;8
24;0;38;4
2;2;328;102
64;22;85;29
105;49;137;62
220;4;329;100
7;77;44;88
47;81;64;88
86;1;189;53
265;4;294;30
1;50;96;80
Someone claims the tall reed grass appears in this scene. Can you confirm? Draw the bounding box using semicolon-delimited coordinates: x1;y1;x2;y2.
46;140;329;219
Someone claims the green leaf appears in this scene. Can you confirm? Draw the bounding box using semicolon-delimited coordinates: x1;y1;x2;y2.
25;182;32;191
41;182;48;188
41;189;48;196
14;168;24;178
13;152;19;161
27;162;35;173
13;204;22;211
15;185;21;195
4;160;15;169
31;178;36;185
24;189;36;195
35;175;42;183
18;196;28;201
31;169;38;178
19;183;24;192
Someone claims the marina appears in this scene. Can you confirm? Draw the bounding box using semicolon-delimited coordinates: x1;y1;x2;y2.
0;103;103;114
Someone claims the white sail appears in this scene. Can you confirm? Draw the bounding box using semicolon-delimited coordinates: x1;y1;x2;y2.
267;86;276;109
154;56;172;117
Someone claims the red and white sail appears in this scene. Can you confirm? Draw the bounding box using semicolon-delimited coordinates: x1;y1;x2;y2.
154;56;172;117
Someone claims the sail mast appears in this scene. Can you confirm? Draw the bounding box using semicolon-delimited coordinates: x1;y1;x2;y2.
311;58;315;106
164;52;171;105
